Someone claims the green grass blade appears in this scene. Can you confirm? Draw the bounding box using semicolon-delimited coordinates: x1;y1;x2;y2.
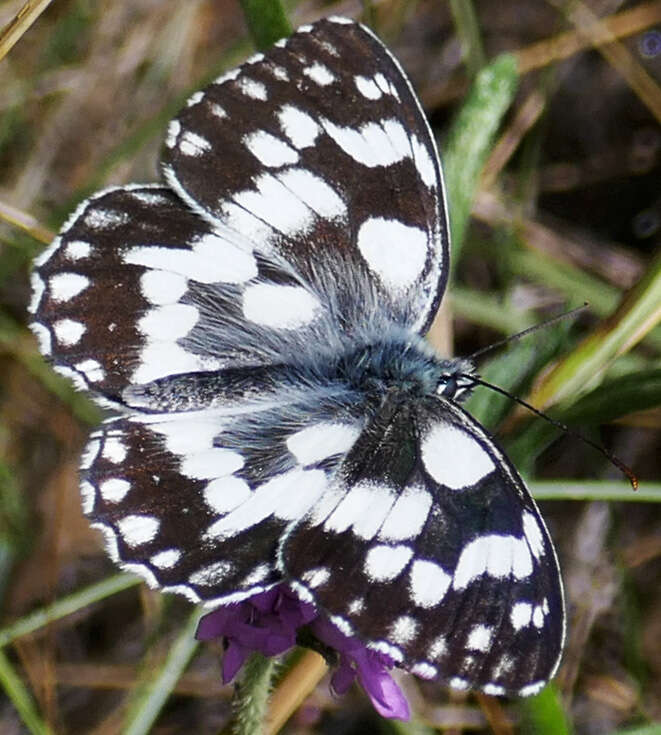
239;0;291;51
530;481;660;502
530;251;661;409
519;683;572;735
450;286;532;335
0;574;140;648
0;649;54;735
448;0;487;78
123;608;201;735
443;54;519;262
561;368;661;424
608;725;661;735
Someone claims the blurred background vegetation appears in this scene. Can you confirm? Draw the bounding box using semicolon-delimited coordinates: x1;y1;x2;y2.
0;0;660;733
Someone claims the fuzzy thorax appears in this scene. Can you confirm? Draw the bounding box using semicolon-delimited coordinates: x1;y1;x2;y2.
332;332;476;403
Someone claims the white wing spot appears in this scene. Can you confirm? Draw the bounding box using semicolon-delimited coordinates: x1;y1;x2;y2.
49;273;89;302
409;559;451;608
484;684;506;696
140;271;188;306
181;448;244;480
355;75;382;99
179;131;212;157
235;77;267;100
510;601;533;630
53;365;87;391
125;235;257;284
286;422;360;465
91;523;120;562
150;549;181;569
166;119;181;148
324;481;395;540
53;319;87;347
379;485;431;541
241;564;271;586
364;544;412;582
422;424;495;489
449;677;470;691
205;468;326;540
453;535;533;589
519;681;546;697
523;511;546;559
130;191;169;206
243;131;299;167
30;323;51;355
209;103;227;118
33;238;60;268
132;342;220;383
429;635;447;659
368;640;404;663
330;615;354;636
411;662;437;679
277;168;346;219
80;481;95;514
138;303;198;341
117;515;160;546
357;217;428;291
84;208;128;229
80;437;101;470
348;598;365;614
189;561;233;586
532;605;545;628
234;172;313;236
302;567;330;588
389;615;418;644
322;118;411;168
29;272;45;313
214;68;240;85
186;90;204;107
64;240;92;260
203;476;252;514
411;134;438;188
242;283;321;329
278;105;320;149
75;359;104;382
268;64;289;81
304;62;335;86
99;478;131;503
102;436;128;463
467;624;493;652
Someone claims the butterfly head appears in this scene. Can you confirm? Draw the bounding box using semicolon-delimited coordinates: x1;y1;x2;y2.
435;358;477;402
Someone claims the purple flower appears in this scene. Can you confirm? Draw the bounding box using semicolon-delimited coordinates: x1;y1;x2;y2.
196;585;410;721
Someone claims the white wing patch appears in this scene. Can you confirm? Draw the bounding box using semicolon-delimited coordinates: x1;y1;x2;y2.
422;424;495;489
357;217;428;290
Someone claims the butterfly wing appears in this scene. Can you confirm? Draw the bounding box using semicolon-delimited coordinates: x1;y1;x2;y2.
280;393;565;695
163;17;449;335
29;185;347;408
82;395;366;605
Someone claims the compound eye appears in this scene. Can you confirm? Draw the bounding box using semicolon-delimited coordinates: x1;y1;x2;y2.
437;374;457;397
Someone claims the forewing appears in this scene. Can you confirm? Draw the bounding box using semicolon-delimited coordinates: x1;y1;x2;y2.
164;17;449;335
280;394;565;695
83;397;364;605
29;185;342;406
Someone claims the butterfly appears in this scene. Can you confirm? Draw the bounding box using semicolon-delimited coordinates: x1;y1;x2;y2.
29;16;564;696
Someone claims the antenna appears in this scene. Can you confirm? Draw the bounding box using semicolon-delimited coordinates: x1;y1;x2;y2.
467;303;590;361
459;373;639;491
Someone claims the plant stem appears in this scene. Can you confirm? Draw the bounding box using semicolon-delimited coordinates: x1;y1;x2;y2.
233;653;276;735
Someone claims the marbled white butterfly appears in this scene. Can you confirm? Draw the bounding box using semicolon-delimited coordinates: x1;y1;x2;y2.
29;16;564;696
